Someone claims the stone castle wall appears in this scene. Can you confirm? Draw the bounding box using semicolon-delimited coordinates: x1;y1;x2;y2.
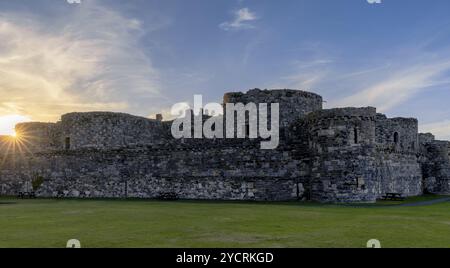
1;88;449;202
420;140;450;194
59;112;169;150
288;107;422;202
0;143;301;201
13;113;172;152
376;115;419;153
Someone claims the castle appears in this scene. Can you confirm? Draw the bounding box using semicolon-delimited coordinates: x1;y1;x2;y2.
0;89;449;203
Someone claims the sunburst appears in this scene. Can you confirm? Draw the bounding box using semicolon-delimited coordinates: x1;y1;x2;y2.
0;130;35;169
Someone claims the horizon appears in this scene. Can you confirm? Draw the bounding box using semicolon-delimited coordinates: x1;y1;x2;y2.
1;0;450;139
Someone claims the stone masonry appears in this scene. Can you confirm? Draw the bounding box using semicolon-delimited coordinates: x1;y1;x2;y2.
0;89;449;203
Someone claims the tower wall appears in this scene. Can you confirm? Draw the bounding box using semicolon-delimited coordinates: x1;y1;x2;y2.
223;89;323;128
376;115;419;153
290;107;423;202
420;139;450;194
60;112;168;150
294;107;378;202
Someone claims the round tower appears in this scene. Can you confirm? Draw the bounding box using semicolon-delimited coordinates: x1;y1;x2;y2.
223;89;323;128
299;107;378;203
304;107;377;153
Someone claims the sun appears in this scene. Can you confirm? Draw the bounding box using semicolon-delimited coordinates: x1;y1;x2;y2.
0;115;32;136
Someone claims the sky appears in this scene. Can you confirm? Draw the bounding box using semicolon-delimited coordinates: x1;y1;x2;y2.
1;0;450;138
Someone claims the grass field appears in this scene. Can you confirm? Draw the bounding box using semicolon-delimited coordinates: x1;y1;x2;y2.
0;196;449;248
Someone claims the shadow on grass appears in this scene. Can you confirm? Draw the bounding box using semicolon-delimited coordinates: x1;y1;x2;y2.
0;201;17;205
0;194;448;209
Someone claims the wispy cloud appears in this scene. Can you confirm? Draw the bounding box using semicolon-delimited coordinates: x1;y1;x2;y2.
279;59;333;90
272;43;335;90
420;120;450;140
0;0;167;122
331;60;450;111
219;8;258;31
275;38;450;139
277;38;450;114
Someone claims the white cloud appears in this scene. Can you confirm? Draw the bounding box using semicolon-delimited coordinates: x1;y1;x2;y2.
219;8;258;31
0;1;167;122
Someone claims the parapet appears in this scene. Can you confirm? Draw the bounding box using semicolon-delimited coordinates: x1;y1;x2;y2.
419;133;435;144
291;107;377;152
60;111;168;150
303;107;377;121
375;114;419;153
60;111;159;122
223;88;323;103
223;88;323;128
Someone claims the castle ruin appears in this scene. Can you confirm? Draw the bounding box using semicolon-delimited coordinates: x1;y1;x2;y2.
0;89;449;203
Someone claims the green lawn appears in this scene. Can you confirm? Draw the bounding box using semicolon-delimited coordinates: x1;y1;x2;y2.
0;196;449;248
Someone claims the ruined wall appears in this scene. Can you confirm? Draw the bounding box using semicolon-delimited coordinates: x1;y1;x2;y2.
223;89;323;128
420;139;450;194
9;113;170;151
376;115;419;153
60;112;169;150
292;107;379;202
373;116;422;196
288;107;422;202
419;133;435;144
302;107;377;150
374;153;422;196
0;88;446;203
0;142;302;201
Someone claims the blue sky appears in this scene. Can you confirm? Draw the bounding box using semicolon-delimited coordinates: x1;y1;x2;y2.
1;0;450;138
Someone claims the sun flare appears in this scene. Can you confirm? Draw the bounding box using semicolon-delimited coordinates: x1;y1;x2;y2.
0;115;32;136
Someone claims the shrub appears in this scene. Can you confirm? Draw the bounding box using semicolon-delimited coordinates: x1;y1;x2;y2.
32;176;45;191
